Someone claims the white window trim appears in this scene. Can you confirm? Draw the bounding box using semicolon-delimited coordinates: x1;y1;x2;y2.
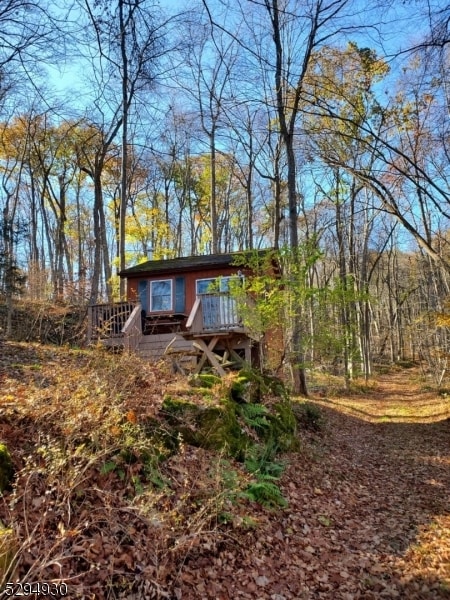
150;279;173;312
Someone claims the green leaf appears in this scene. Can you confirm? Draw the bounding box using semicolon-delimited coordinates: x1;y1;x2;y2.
100;460;117;475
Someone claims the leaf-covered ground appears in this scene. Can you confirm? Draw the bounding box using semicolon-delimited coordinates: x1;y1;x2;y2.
176;373;450;600
0;341;449;599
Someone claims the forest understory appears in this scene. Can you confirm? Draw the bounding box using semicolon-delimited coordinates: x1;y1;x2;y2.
0;341;449;600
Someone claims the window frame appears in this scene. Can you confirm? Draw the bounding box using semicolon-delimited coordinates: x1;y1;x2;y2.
196;276;242;295
149;279;173;312
196;278;216;295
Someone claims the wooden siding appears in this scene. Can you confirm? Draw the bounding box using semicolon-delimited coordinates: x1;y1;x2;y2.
126;266;244;317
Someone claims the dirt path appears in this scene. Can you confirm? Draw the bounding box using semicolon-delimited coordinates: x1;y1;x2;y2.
177;377;450;600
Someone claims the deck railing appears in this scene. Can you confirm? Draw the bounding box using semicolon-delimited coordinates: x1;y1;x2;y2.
200;293;241;330
87;302;135;343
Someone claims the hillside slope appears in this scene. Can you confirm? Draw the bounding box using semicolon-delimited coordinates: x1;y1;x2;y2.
0;342;449;599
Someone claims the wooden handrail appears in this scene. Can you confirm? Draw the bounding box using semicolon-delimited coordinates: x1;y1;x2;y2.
122;303;143;352
186;297;201;329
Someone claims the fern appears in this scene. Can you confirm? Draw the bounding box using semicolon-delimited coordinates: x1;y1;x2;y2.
244;441;285;478
239;403;270;433
242;440;287;507
243;481;287;509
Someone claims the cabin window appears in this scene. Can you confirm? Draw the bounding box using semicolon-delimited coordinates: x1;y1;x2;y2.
196;276;243;295
219;275;238;293
150;279;172;312
196;278;216;295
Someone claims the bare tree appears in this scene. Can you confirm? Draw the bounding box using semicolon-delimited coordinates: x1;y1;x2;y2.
174;8;240;254
82;0;167;298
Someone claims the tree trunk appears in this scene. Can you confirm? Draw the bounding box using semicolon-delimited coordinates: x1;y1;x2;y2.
119;0;129;299
210;130;218;253
270;0;308;395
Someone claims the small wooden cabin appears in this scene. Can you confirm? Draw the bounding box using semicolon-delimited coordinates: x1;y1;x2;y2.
87;252;264;374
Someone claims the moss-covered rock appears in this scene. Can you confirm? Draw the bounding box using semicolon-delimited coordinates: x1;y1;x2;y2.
161;396;249;459
0;444;13;492
160;370;298;461
161;396;196;420
230;370;264;403
195;403;249;459
230;368;288;403
188;373;222;389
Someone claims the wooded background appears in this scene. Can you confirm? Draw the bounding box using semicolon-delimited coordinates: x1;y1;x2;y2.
1;0;450;389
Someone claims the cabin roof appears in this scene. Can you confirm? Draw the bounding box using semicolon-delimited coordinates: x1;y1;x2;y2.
119;251;268;278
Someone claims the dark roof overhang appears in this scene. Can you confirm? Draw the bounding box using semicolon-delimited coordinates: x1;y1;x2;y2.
119;250;270;278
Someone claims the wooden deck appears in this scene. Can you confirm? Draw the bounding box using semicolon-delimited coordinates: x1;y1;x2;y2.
87;293;260;374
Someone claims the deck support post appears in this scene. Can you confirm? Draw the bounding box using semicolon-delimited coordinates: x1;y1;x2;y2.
193;336;226;376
